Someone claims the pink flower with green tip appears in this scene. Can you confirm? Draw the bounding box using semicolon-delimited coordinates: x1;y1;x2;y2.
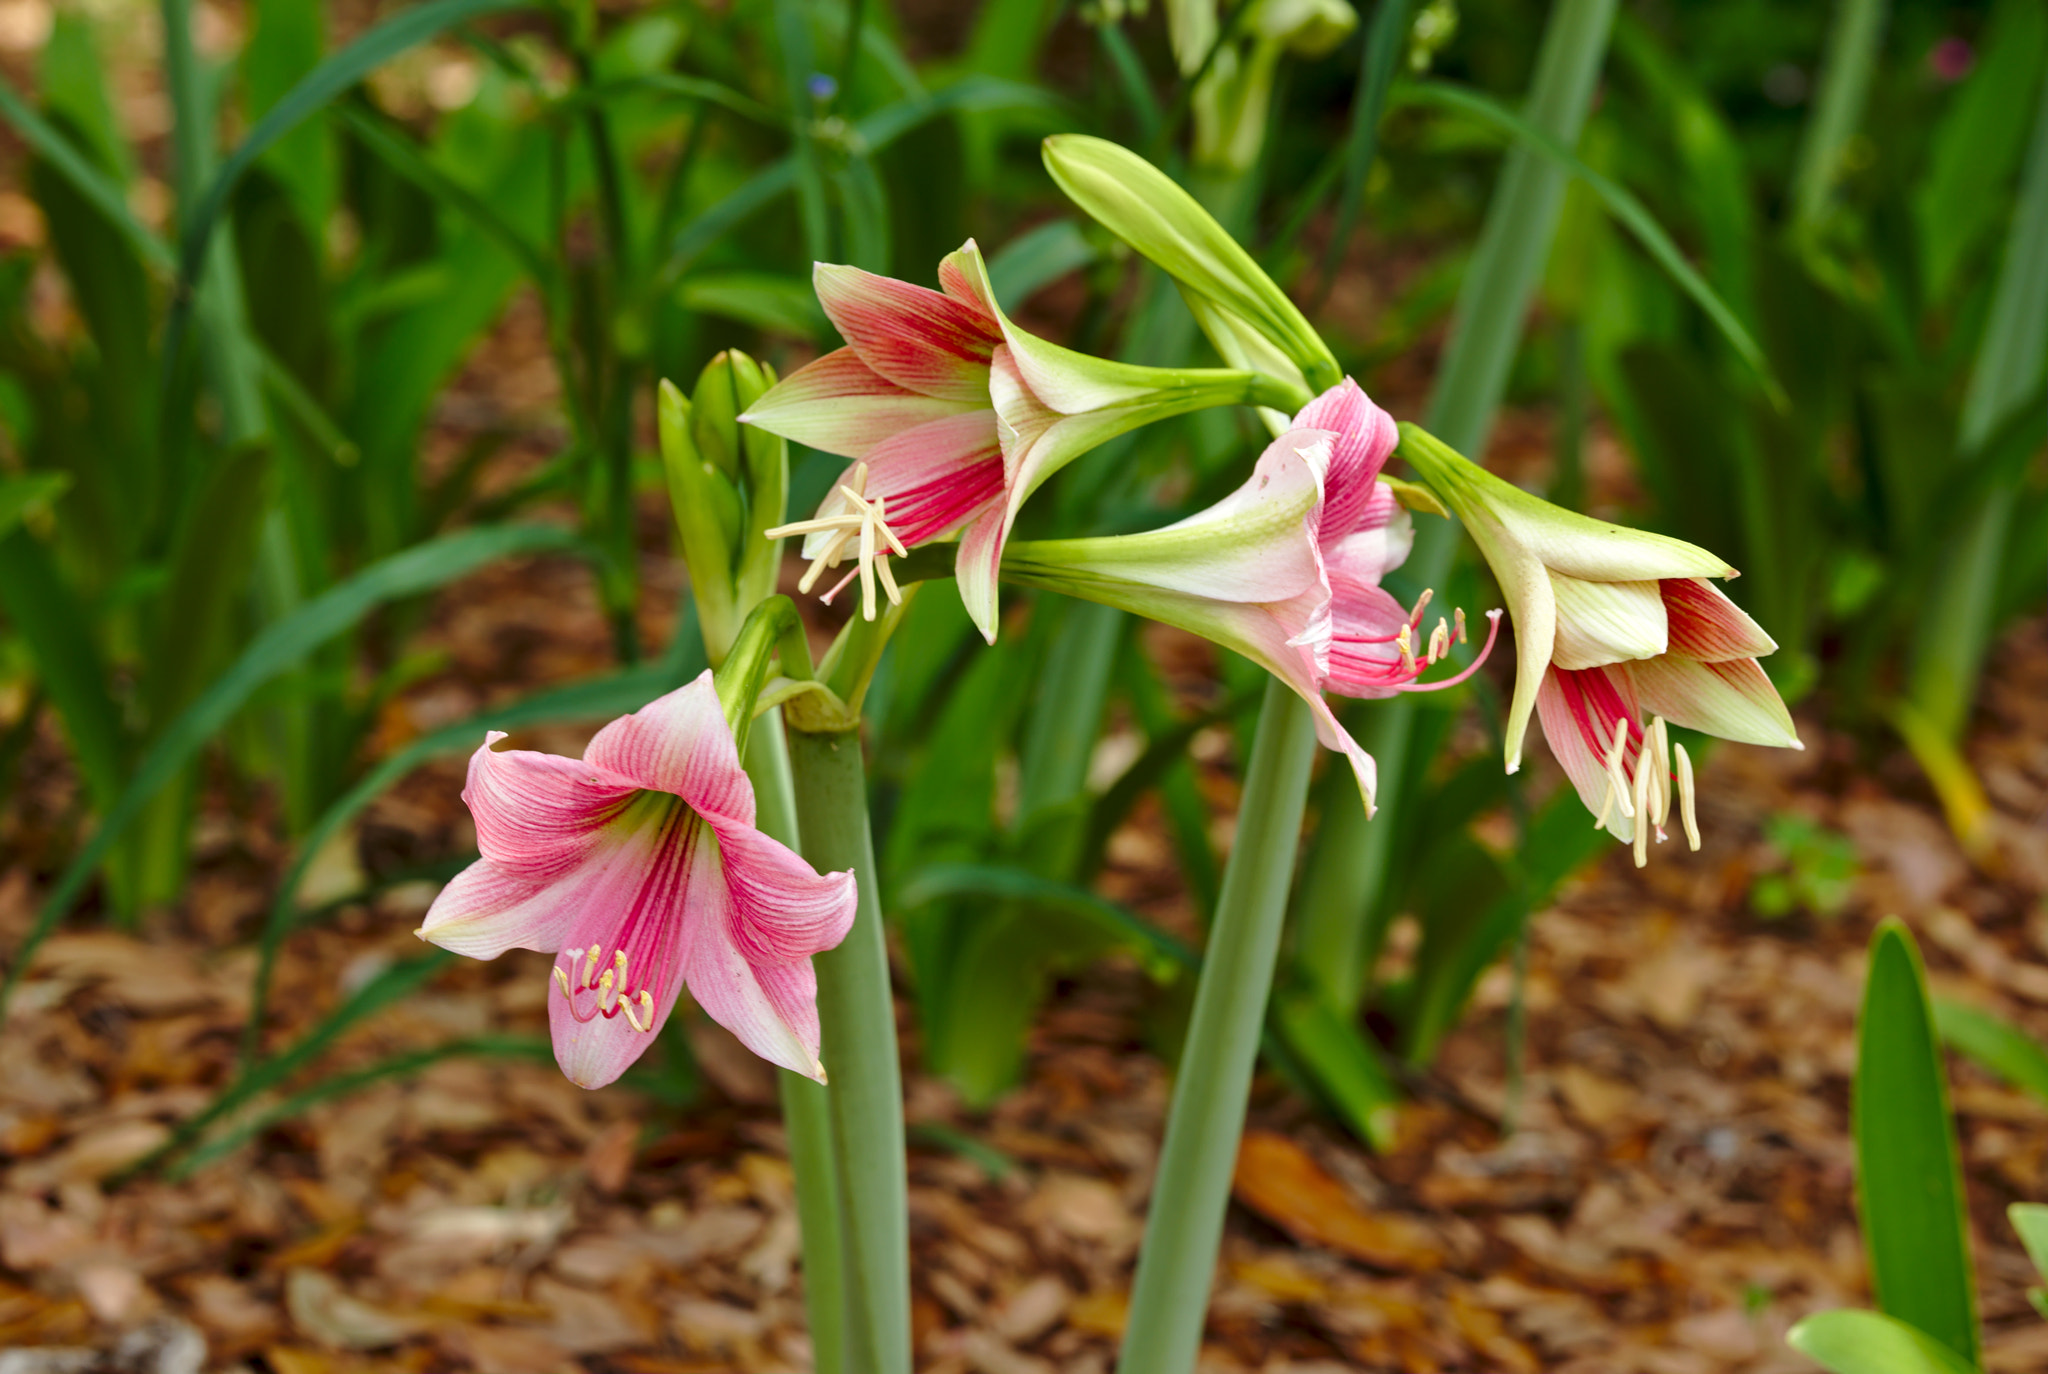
741;239;1301;642
1003;380;1499;813
416;671;857;1088
1396;424;1800;861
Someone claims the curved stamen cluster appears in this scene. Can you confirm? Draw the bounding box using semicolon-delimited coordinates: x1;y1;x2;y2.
1330;589;1504;697
1589;712;1701;867
765;461;910;621
553;946;657;1032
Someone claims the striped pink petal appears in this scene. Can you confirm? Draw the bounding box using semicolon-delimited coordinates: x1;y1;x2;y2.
461;732;640;881
814;262;1000;404
836;409;1006;546
739;348;980;458
584;673;752;824
1537;665;1647;842
1660;578;1778;662
1294;378;1398;541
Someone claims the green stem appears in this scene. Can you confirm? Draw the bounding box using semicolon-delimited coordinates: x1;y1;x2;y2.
743;714;850;1374
785;727;909;1374
1115;680;1318;1374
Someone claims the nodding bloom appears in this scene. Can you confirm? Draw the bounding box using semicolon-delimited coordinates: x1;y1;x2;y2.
416;672;857;1088
1002;379;1499;813
1397;424;1801;862
741;239;1288;643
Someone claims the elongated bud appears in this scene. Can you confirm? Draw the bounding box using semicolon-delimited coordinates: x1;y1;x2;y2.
1041;135;1341;394
731;352;789;616
690;352;749;479
660;377;742;662
713;596;803;751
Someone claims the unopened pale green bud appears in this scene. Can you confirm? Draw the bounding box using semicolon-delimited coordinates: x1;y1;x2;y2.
660;377;743;662
690;353;747;479
1042;135;1341;393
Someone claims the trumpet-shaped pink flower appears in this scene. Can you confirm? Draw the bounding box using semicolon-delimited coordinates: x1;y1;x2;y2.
1003;380;1498;812
417;672;857;1089
743;240;1279;641
1395;422;1800;862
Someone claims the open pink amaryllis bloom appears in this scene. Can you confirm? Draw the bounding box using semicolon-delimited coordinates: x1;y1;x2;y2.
742;240;1278;642
1396;423;1800;864
416;672;856;1088
1002;379;1499;813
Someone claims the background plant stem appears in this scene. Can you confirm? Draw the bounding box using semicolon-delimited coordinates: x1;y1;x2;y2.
1114;680;1319;1374
1291;0;1619;1023
785;726;910;1374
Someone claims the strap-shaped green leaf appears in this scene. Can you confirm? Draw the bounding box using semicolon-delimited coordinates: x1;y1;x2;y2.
0;76;170;272
0;523;589;1019
1856;919;1980;1367
1934;997;2048;1105
1394;80;1785;409
1788;1309;1980;1374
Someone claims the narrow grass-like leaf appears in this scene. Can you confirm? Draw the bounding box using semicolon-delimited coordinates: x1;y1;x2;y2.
0;76;171;273
898;865;1197;977
987;218;1099;307
175;0;526;297
1273;991;1402;1152
130;951;456;1181
1787;1310;1979;1374
1395;80;1783;406
658;78;1059;282
1933;997;2048;1105
0;529;126;812
1321;0;1419;287
169;1036;551;1177
1855;919;1978;1367
0;524;589;1019
1790;0;1889;236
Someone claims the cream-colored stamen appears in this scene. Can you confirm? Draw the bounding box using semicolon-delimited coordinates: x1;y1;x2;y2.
621;988;655;1033
582;946;600;987
763;462;909;621
1455;607;1468;644
552;964;573;997
1631;744;1653;868
1396;623;1417;674
1649;717;1672;831
1675;743;1700;850
1601;716;1636;822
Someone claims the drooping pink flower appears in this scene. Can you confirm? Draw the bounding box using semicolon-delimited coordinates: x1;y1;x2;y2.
743;240;1281;641
417;672;857;1088
1002;379;1499;812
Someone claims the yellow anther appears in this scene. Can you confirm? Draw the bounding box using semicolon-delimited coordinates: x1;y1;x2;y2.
1427;619;1450;663
1396;623;1417;674
1675;743;1700;851
1455;607;1468;644
622;989;655;1033
596;968;617;1011
582;947;600;987
552;965;573;998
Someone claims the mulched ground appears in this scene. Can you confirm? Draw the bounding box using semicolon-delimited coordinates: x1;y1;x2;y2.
5;495;2048;1374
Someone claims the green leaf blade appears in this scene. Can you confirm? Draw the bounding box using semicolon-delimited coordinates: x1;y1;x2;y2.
1855;919;1979;1367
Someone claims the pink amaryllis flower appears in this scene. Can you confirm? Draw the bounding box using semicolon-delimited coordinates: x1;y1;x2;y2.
416;672;857;1088
1396;423;1800;863
1002;379;1499;812
742;240;1283;642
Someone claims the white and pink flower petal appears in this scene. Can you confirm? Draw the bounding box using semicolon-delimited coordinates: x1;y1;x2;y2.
739;348;980;458
700;813;858;965
1628;654;1802;749
1660;578;1778;662
813;262;1000;404
839;409;1006;547
417;856;586;959
1293;379;1398;538
461;733;641;881
583;672;753;824
678;823;828;1081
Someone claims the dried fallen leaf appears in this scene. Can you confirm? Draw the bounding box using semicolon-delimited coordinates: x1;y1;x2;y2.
1232;1132;1447;1272
284;1269;420;1351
